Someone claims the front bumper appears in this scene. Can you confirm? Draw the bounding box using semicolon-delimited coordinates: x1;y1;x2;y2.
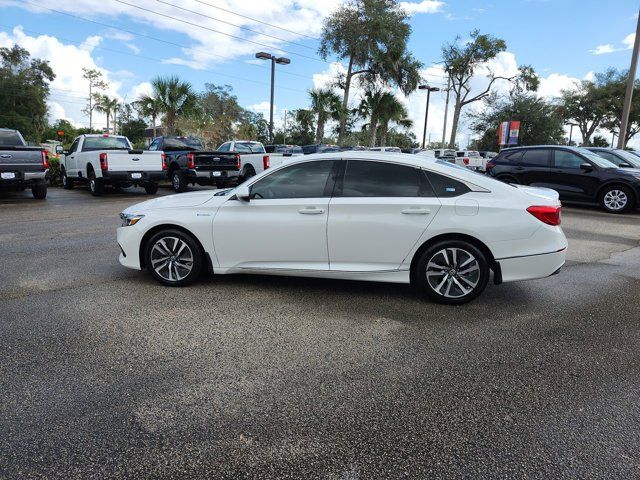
117;225;143;270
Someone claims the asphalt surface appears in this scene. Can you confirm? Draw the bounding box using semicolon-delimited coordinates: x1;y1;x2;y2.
1;186;639;479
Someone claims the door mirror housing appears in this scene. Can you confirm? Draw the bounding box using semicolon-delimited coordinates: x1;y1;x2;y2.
580;162;593;172
234;184;251;202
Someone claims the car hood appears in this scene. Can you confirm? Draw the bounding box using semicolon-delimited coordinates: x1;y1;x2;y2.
122;190;222;213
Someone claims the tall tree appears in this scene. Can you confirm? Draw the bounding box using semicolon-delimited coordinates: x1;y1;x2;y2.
559;80;610;145
0;45;55;141
134;94;164;138
442;30;538;147
359;90;385;147
376;93;411;147
150;76;196;135
93;94;119;132
597;69;640;146
319;0;422;144
309;88;341;143
82;68;107;130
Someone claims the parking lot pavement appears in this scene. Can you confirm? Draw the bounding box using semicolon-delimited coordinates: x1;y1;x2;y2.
1;187;639;479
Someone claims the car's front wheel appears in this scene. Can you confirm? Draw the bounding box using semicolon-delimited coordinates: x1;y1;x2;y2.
61;168;74;189
144;229;203;286
415;240;490;305
599;185;633;213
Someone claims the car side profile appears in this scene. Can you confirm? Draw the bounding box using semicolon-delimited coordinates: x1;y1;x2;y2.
487;146;640;213
117;152;567;305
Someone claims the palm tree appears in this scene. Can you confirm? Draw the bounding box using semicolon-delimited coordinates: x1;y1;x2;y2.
93;94;119;132
134;94;164;138
358;90;385;147
309;88;341;143
377;93;411;147
150;76;196;135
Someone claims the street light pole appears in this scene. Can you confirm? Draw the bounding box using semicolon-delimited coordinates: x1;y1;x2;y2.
256;52;290;144
617;9;640;149
419;85;440;149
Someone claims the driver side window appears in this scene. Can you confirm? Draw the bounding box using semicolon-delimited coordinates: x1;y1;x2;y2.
68;138;79;154
148;139;160;151
250;160;336;199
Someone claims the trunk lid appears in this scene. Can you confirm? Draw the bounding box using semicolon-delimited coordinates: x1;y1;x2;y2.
513;184;561;205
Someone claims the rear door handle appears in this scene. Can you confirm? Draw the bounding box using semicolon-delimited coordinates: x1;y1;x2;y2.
298;207;325;214
401;208;431;214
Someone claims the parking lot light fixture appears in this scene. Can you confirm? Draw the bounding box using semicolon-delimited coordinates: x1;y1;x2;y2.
255;52;291;143
418;85;440;149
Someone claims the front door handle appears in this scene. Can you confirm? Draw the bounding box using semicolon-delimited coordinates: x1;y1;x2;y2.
401;208;431;214
298;207;325;214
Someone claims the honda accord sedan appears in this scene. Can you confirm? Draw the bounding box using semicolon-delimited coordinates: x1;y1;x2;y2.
117;152;567;304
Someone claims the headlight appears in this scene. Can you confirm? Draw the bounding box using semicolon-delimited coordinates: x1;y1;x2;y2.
120;213;145;227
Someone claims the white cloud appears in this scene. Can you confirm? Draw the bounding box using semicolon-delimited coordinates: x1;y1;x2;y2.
400;1;445;15
104;30;134;42
247;101;275;117
590;33;635;55
623;33;636;49
79;35;102;53
127;81;153;100
125;43;141;54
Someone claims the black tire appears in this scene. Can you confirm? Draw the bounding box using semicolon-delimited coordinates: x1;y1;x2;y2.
414;240;490;305
88;169;104;196
31;184;47;200
599;185;634;213
144;183;159;195
495;174;518;184
171;169;187;193
239;166;256;183
144;229;203;286
61;168;74;189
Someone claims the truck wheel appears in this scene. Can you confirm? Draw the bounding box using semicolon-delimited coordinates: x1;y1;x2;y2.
144;229;203;286
61;168;74;189
144;183;159;195
171;170;187;193
88;170;104;196
32;184;47;200
239;166;255;183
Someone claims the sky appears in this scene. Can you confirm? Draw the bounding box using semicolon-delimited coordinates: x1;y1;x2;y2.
1;0;639;147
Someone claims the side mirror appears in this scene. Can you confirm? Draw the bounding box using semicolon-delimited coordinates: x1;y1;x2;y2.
580;162;593;171
55;145;64;154
235;185;251;202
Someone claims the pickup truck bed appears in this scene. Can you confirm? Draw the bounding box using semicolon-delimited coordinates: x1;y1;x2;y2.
0;130;49;199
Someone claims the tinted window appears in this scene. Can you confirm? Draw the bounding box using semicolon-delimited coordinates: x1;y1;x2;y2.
164;137;202;150
554;150;584;169
0;130;25;146
250;160;335;199
148;139;160;151
235;142;264;153
496;150;523;164
593;151;622;166
217;143;230;152
341;160;433;197
68;138;80;154
425;171;471;198
82;136;130;151
520;149;550;167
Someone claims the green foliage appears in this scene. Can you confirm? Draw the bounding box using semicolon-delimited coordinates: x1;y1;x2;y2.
81;68;107;130
589;135;610;147
0;45;55;142
149;76;197;135
93;94;119;131
273;109;317;145
309;88;341;143
359;89;411;146
47;156;61;187
469;93;565;151
42;119;77;147
120;118;147;145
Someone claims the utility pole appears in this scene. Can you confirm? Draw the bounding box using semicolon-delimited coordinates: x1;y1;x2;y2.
418;85;440;149
441;73;451;148
617;9;640;149
255;52;290;143
283;109;287;145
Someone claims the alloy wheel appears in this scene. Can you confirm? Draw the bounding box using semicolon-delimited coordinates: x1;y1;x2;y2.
426;247;480;299
150;236;194;282
603;189;628;211
173;173;180;190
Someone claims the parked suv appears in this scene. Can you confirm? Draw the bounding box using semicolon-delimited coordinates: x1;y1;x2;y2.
584;147;640;169
487;145;640;213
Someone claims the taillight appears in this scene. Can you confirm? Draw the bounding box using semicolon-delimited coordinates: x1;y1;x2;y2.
99;153;108;171
235;154;241;170
486;161;495;172
463;157;469;165
187;152;195;169
527;205;561;226
41;150;49;169
161;153;168;170
263;155;270;170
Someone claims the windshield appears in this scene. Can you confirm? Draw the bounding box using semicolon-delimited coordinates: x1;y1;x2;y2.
578;149;618;168
0;130;25;146
615;150;640;167
82;136;131;151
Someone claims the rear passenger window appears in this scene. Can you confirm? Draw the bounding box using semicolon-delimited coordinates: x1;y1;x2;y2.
520;149;550;167
425;171;471;198
341;160;433;197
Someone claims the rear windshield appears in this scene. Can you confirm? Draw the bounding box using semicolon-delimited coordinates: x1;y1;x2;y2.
164;137;203;150
0;130;25;146
82;136;131;151
235;142;265;154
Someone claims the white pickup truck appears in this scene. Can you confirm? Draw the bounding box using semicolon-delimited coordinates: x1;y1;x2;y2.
61;134;164;196
455;150;486;172
216;140;289;181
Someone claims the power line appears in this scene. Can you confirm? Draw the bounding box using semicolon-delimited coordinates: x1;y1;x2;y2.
192;0;319;41
112;0;327;64
153;0;316;51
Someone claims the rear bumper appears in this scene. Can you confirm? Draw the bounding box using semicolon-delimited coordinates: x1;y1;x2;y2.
102;171;164;183
496;249;566;283
187;169;240;182
0;170;48;187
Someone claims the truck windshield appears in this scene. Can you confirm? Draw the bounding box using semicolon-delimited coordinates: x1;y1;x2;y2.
164;137;203;150
83;136;131;151
0;130;25;146
235;142;265;154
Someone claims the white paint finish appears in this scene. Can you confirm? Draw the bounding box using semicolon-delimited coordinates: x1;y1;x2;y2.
454;198;479;216
328;197;441;271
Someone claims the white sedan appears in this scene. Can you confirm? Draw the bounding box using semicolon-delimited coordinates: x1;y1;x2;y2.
117;152;567;304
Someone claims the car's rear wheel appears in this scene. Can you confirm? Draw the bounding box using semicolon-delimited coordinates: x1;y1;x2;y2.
61;168;74;189
88;169;103;196
415;240;490;305
599;185;633;213
144;229;203;286
144;183;159;195
239;166;255;183
171;169;187;193
31;184;47;200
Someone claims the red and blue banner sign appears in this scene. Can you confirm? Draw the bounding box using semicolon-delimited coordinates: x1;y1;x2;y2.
498;121;509;145
498;120;521;145
508;121;521;145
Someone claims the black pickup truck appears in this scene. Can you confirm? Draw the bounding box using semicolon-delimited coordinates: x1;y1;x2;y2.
0;128;49;199
147;136;240;193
